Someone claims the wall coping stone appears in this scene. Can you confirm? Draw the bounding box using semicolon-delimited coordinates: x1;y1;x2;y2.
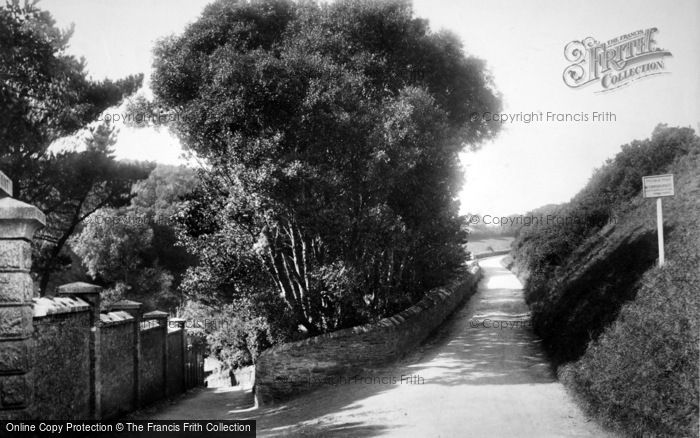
473;249;511;259
110;300;142;311
56;282;103;295
142;310;168;320
32;296;90;318
265;273;473;354
140;319;160;331
0;197;46;240
100;311;134;326
168;318;186;333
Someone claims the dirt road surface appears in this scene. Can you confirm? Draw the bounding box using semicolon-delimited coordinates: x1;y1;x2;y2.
147;256;613;437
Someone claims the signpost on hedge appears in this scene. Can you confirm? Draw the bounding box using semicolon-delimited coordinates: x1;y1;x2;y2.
642;174;674;266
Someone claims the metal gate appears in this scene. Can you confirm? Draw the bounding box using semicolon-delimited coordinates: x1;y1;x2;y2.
184;334;206;389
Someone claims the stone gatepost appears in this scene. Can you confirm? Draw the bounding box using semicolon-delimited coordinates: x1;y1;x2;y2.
111;300;142;408
169;317;187;392
143;311;168;399
0;197;45;420
57;282;103;420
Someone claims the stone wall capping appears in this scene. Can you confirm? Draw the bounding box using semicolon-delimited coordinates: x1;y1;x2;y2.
32;296;90;318
0;197;46;240
110;300;142;311
142;310;168;320
56;282;103;296
140;320;159;331
167;318;186;333
100;311;134;326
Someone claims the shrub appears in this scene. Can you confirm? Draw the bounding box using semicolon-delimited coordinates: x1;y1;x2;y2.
510;126;700;436
560;226;700;437
511;125;699;363
180;293;298;369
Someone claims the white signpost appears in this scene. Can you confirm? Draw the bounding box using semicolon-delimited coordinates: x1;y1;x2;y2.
0;170;12;198
642;174;674;266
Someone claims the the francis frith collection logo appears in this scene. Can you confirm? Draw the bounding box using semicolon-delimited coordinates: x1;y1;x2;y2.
563;28;672;92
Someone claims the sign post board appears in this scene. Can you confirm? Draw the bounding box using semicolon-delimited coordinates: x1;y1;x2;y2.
642;174;674;266
0;171;12;198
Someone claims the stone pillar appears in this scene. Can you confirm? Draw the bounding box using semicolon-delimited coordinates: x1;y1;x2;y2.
110;300;142;409
57;282;102;420
143;311;168;399
169;317;187;393
0;197;45;420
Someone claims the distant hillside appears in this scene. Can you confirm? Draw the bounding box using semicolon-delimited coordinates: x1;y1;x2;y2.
506;124;699;437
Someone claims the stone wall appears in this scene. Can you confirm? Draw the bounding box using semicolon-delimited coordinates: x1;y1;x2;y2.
474;249;511;259
0;195;200;420
139;325;166;406
25;288;193;420
99;315;136;419
31;297;91;419
166;329;184;397
255;267;482;404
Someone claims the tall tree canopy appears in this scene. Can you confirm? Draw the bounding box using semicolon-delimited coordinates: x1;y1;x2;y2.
0;0;149;292
152;0;501;339
0;0;143;199
34;122;153;293
71;165;199;310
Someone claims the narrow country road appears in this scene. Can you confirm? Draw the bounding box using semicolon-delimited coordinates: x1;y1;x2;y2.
145;256;613;437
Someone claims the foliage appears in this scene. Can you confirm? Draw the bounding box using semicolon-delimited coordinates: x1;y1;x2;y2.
129;165;200;288
513;125;698;305
560;224;700;437
177;293;298;368
151;0;501;347
71;207;153;283
99;282;129;311
33;122;153;293
0;0;147;292
206;294;299;368
510;126;699;436
71;165;198;310
0;0;142;198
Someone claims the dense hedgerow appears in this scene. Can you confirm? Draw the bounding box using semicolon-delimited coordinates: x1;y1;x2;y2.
560;222;699;437
509;125;699;436
511;124;698;362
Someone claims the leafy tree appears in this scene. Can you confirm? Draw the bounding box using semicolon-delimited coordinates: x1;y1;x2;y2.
0;0;143;199
71;207;153;286
71;205;175;310
151;0;501;342
130;165;200;284
33;121;153;293
1;0;149;292
71;165;199;310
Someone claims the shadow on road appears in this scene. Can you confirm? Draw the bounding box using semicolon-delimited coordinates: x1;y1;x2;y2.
147;257;608;437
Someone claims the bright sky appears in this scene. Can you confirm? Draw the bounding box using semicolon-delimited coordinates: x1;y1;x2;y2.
42;0;700;216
